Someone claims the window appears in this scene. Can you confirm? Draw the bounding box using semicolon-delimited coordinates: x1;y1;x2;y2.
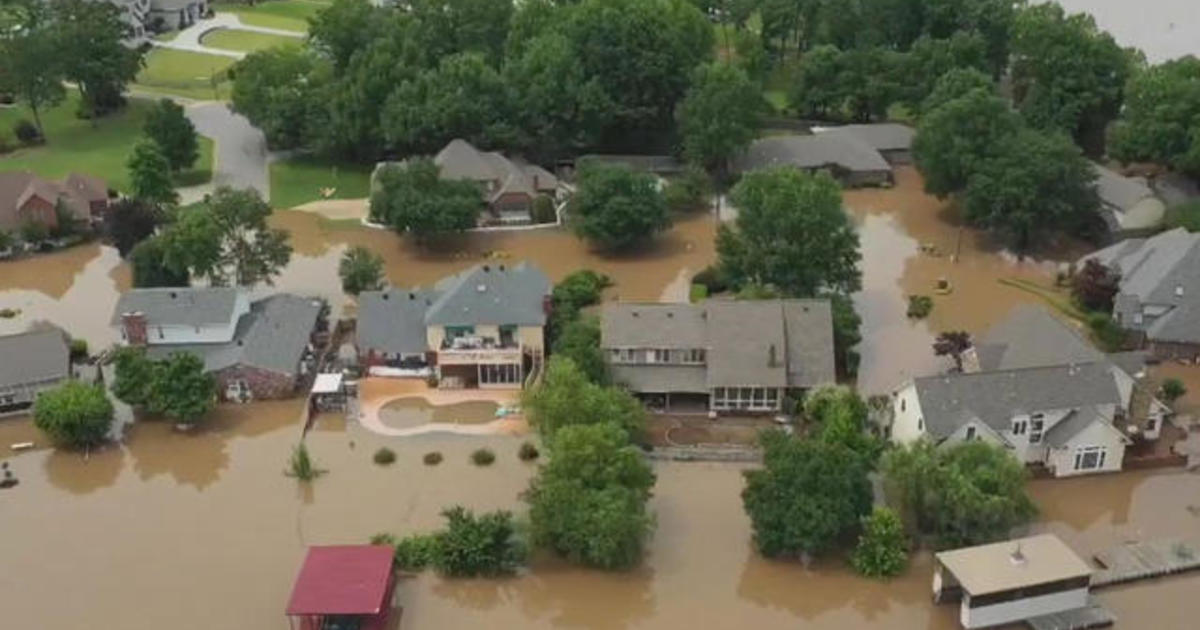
1146;418;1157;432
1029;419;1044;444
1134;313;1144;325
621;348;637;363
157;326;164;339
652;349;670;363
917;418;924;431
1073;446;1107;471
480;363;521;385
900;398;906;412
965;426;976;441
683;349;706;364
1012;420;1027;436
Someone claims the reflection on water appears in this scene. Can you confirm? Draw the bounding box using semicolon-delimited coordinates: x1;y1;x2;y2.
379;397;500;429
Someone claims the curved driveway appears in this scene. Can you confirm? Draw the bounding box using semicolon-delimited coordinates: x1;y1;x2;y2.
181;103;271;201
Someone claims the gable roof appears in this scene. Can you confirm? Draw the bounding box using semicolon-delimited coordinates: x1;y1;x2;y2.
110;288;242;328
0;171;99;230
1043;405;1130;449
0;329;70;389
732;134;891;175
425;262;551;327
600;303;708;348
357;287;437;355
434;139;557;202
286;545;395;616
974;305;1105;371
816;123;915;151
913;363;1122;438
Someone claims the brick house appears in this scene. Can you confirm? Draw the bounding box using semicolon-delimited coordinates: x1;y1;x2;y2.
111;288;324;402
0;171;109;233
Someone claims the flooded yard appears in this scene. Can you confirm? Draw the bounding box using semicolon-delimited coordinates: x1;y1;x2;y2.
379;397;500;430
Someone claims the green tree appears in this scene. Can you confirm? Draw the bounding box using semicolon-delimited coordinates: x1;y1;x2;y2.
406;0;515;64
676;62;762;173
829;293;862;379
717;168;860;296
229;47;327;150
548;268;612;343
51;0;144;117
551;316;607;384
129;236;189;288
838;46;905;122
431;507;526;577
1109;57;1200;176
147;352;215;426
143;99;199;172
851;507;909;578
338;245;385;296
805;386;881;465
159;187;292;287
526;422;656;569
370;158;481;244
882;440;1036;547
571;163;670;250
920;67;994;115
111;346;155;406
901;32;990;112
0;0;64;139
911;87;1023;197
742;430;872;559
1010;3;1135;154
663;165;713;213
306;0;387;72
788;45;843;118
1071;259;1121;313
33;381;114;449
1160;378;1187;405
523;356;645;440
107;197;163;257
962;128;1099;249
127;139;178;205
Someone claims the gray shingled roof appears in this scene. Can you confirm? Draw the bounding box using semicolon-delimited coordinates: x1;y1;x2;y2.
434;139;557;202
975;305;1104;371
600;299;835;391
147;294;320;375
357;288;437;355
110;288;241;327
913;363;1122;438
610;364;708;394
817;123;915;151
0;329;70;389
732;134;891;175
1042;405;1126;449
426;262;551;327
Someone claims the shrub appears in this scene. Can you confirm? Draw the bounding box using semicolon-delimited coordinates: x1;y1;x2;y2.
1087;312;1125;352
1166;200;1200;232
33;381;114;449
518;441;540;461
906;295;933;319
663;164;712;213
68;338;89;361
373;447;397;465
692;264;729;294
423;451;443;465
851;507;909;578
393;533;438;571
531;195;557;223
12;119;41;145
1161;378;1188;404
689;283;708;302
471;447;496;466
431;507;526;577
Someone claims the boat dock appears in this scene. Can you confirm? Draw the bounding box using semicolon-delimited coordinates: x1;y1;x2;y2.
1025;600;1115;630
1091;537;1200;587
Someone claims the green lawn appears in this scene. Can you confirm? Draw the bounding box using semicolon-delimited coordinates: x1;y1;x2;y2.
133;48;237;101
269;156;373;209
200;28;302;53
0;92;213;193
215;0;330;33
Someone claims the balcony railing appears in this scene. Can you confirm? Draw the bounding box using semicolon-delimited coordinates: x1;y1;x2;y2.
439;336;523;365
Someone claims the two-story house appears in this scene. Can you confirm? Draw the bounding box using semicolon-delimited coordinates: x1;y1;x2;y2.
890;305;1169;477
599;299;836;414
111;288;324;401
0;329;70;417
356;262;551;389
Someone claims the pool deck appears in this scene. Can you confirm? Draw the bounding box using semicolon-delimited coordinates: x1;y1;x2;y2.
355;377;526;437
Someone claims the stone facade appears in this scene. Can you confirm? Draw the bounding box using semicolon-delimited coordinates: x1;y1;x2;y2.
214;364;299;402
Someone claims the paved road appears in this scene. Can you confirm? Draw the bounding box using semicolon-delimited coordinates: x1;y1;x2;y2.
153;13;303;60
184;102;271;200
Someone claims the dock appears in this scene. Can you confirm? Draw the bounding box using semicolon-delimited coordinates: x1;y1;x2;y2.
1091;537;1200;587
1026;600;1115;630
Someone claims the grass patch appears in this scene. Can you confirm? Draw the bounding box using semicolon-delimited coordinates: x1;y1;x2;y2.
997;278;1088;322
269;156;373;209
200;28;302;53
134;48;236;101
0;92;212;192
215;0;329;33
689;283;708;303
1166;200;1200;232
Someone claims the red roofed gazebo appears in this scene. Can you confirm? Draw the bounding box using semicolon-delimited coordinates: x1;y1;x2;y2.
286;545;398;630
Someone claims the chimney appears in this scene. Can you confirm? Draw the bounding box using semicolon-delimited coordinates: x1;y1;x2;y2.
122;311;148;346
542;294;553;317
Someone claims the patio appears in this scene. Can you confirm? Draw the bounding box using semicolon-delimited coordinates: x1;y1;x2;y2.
355;377;526;437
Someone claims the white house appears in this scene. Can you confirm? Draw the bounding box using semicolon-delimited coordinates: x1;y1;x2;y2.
111;287;249;346
933;534;1093;629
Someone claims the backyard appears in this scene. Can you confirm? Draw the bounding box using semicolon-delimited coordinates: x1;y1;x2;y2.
133;48;236;101
199;28;302;53
269;156;373;210
214;0;329;33
0;92;213;192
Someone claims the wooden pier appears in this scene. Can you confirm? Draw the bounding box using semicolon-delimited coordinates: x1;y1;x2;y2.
1091;537;1200;587
1025;600;1115;630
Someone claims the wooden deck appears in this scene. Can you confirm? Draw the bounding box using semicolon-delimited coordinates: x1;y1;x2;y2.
1091;537;1200;587
1025;601;1115;630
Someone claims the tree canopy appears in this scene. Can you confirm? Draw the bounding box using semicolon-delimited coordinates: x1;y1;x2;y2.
51;0;143;117
551;316;608;385
107;198;163;258
0;0;65;138
676;62;763;173
129;236;190;288
127;139;178;205
851;506;909;578
717;168;860;296
33;381;114;449
338;245;385;296
369;158;481;243
523;356;645;441
912;87;1023;197
147;352;216;425
1109;56;1200;176
431;507;526;577
571;163;670;251
143;99;199;172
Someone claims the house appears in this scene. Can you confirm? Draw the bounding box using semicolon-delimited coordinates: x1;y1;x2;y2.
1079;227;1200;360
435;139;558;222
111;288;324;401
933;534;1093;629
147;0;208;30
1092;163;1166;235
99;0;151;45
600;300;836;413
0;329;70;417
0;171;108;233
357;262;551;389
731;133;894;187
286;545;398;630
814;122;915;164
890;305;1172;477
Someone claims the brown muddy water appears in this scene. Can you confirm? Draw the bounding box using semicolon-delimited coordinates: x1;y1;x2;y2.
379;397;500;429
2;397;1199;629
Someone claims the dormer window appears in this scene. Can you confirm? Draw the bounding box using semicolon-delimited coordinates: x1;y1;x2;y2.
965;426;976;441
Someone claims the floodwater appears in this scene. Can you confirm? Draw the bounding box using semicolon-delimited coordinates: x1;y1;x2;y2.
3;396;1200;629
846;167;1075;393
379;397;500;429
1055;0;1198;63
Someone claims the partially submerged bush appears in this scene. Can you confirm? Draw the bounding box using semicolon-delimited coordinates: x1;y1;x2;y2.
906;295;933;319
285;443;326;481
471;447;496;466
518;441;540;461
394;534;438;571
423;451;443;466
373;447;396;465
68;338;89;361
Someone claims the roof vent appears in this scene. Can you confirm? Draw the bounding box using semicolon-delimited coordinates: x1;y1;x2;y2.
482;264;490;272
667;312;674;318
408;292;415;300
499;264;506;271
1010;542;1026;566
632;311;639;318
477;284;487;293
169;291;178;299
382;293;390;300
